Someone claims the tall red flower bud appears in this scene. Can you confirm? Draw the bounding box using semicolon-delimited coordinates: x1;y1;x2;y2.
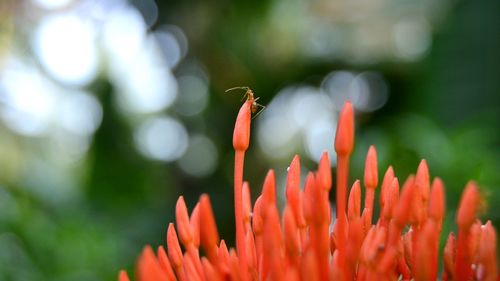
334;101;354;270
334;101;354;156
232;101;252;274
232;101;251;151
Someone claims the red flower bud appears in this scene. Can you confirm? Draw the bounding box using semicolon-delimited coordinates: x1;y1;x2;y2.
232;101;251;151
457;181;480;230
262;170;276;208
348;180;361;221
199;195;220;262
334;101;354;156
380;166;395;208
363;146;378;189
416;159;430;203
317;151;332;191
428;177;445;224
175;196;194;247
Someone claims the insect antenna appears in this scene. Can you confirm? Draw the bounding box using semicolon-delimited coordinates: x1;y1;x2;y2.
226;86;251;101
225;86;250;92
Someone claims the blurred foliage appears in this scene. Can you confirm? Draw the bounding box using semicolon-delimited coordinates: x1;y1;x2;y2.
0;0;498;280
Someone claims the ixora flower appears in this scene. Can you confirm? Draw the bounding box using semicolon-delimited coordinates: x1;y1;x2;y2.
119;100;498;281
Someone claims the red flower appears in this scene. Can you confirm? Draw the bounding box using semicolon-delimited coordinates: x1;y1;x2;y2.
120;101;498;281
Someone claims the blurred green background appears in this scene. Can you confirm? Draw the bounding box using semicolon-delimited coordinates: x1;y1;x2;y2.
0;0;498;280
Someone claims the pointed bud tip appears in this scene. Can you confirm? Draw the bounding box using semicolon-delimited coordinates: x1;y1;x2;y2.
175;196;193;246
457;181;480;229
166;223;183;267
335;101;355;156
380;166;395;207
287;155;301;180
348;180;361;220
262;169;276;206
232;101;251;151
429;177;445;222
416;159;430;201
286;155;301;202
199;194;220;251
318;151;332;190
363;145;378;189
119;270;130;281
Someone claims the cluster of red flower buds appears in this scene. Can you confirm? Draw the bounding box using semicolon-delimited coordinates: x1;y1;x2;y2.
119;100;498;281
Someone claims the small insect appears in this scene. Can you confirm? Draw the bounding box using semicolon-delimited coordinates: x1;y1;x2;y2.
225;86;266;118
